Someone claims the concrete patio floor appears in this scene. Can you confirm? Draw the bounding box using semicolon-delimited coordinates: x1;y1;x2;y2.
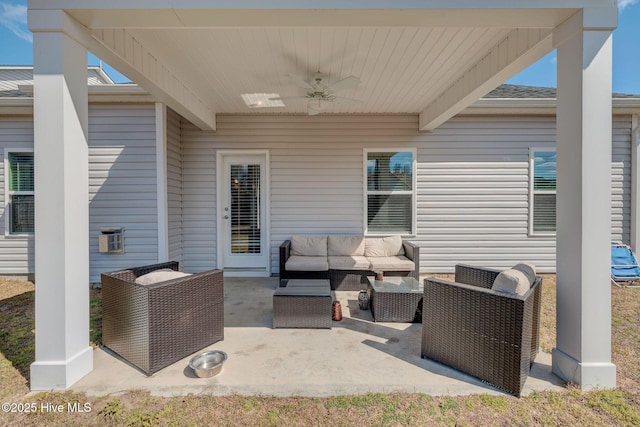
71;277;565;398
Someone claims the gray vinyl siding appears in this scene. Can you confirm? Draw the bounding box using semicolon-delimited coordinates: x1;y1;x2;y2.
0;116;34;274
88;104;159;281
181;124;217;273
179;114;632;274
418;116;554;271
0;110;633;277
167;108;183;263
612;116;632;244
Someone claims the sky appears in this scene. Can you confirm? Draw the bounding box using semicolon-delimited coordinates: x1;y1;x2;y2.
1;1;639;94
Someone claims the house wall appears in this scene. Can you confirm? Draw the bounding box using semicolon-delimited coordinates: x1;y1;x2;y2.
0;115;34;275
88;104;160;281
0;104;161;280
179;114;631;274
0;110;632;277
167;108;183;263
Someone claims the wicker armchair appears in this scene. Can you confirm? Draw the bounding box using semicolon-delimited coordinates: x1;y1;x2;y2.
101;261;224;375
421;264;542;396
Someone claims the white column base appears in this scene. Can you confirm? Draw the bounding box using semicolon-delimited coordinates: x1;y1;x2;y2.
30;346;93;391
552;348;616;390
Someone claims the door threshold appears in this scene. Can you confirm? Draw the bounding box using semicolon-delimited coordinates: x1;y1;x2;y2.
223;268;270;278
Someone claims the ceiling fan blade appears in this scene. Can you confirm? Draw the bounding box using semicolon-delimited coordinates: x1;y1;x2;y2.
268;96;309;101
332;96;363;106
287;74;314;91
327;75;360;93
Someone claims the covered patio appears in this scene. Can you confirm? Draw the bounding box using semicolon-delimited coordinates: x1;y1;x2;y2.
28;1;618;393
70;277;564;397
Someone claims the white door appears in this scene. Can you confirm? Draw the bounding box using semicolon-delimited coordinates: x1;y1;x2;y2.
219;153;269;274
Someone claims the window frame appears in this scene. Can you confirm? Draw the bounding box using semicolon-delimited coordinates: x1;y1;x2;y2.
363;148;417;237
4;149;35;237
528;147;556;237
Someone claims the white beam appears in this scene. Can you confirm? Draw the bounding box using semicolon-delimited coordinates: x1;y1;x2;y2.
29;10;217;131
419;28;552;131
552;26;616;390
29;30;93;390
89;28;216;131
29;0;616;11
28;1;618;29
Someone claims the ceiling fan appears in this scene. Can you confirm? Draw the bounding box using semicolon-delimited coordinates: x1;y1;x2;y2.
270;72;362;115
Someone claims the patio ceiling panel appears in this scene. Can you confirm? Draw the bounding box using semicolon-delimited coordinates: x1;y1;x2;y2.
120;26;519;118
27;2;591;131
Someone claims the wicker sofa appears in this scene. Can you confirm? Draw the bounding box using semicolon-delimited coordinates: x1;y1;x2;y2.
101;261;224;375
279;235;419;290
421;264;542;397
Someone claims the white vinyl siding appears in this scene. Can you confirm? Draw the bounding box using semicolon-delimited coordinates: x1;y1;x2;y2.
167;108;183;262
88;104;159;281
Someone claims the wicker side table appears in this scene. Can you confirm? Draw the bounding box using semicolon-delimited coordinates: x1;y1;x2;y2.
367;276;423;322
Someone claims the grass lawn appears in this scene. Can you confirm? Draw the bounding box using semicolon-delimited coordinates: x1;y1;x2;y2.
0;275;638;426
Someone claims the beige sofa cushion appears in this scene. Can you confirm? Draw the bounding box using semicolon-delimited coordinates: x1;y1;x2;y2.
290;235;328;257
285;255;329;271
134;269;191;285
512;262;536;285
328;235;365;256
491;269;530;296
328;256;371;270
365;236;405;257
367;256;415;271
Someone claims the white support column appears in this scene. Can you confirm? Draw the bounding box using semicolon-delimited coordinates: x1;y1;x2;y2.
630;115;640;252
29;29;93;390
552;25;616;389
156;103;169;262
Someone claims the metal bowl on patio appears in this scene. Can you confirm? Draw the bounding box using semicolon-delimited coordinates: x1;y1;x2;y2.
189;350;228;378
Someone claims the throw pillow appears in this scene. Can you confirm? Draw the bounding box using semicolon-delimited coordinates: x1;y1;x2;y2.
512;262;536;285
491;269;530;296
290;235;328;257
134;269;191;285
364;235;404;257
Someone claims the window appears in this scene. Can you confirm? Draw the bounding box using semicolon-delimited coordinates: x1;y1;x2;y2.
365;150;415;235
530;149;556;235
6;151;34;234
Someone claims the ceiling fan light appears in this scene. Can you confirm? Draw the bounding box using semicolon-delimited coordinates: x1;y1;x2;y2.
308;98;330;111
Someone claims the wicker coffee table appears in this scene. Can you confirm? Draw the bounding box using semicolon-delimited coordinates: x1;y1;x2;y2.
367;276;423;322
273;279;332;329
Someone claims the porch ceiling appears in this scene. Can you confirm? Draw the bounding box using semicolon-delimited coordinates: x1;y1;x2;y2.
28;2;616;130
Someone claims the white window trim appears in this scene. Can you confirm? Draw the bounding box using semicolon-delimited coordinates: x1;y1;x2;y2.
4;148;35;238
528;147;556;237
363;148;417;237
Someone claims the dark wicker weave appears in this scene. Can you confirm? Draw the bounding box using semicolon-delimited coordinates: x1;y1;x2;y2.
279;240;420;290
421;264;542;397
101;261;224;375
273;281;332;329
367;276;423;322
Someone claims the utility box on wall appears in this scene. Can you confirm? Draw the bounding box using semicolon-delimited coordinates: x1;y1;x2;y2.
99;227;124;254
